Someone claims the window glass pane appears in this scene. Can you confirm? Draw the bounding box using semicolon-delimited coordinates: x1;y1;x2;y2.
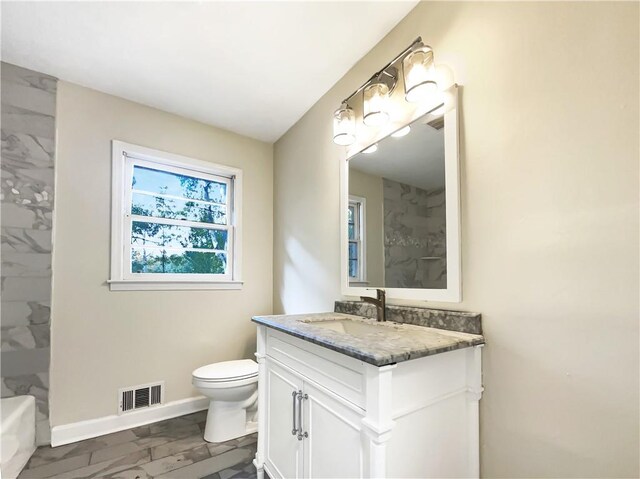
349;260;358;278
131;221;227;250
132;166;227;204
348;242;358;260
131;248;227;274
348;206;354;223
348;223;355;240
131;192;226;225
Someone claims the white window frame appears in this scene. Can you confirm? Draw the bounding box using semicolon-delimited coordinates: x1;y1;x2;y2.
348;195;367;285
108;140;243;291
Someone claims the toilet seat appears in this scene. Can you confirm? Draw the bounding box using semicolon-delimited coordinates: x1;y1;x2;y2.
192;359;258;383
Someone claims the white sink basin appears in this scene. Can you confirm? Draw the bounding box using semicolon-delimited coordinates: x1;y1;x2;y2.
305;319;402;336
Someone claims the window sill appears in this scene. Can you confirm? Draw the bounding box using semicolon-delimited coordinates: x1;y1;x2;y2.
107;279;244;291
349;281;369;287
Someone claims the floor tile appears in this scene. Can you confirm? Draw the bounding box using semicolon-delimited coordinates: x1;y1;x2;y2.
207;443;236;457
53;449;150;479
89;440;145;465
150;434;208;460
154;447;255;479
101;468;153;479
26;429;138;468
149;421;203;441
183;410;208;423
138;444;211;476
148;417;197;435
219;464;256;479
92;423;203;464
20;413;257;479
18;453;91;478
236;435;258;448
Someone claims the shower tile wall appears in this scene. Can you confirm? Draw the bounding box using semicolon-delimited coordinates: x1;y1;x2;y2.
383;178;446;289
1;62;57;445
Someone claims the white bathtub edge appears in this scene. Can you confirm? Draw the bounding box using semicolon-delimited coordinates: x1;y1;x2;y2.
2;445;36;479
1;395;36;479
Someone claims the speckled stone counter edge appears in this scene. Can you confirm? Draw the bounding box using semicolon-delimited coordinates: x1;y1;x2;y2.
252;312;484;367
334;301;482;334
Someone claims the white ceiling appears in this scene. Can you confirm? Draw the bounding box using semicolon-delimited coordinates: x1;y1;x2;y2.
350;121;445;191
1;1;418;142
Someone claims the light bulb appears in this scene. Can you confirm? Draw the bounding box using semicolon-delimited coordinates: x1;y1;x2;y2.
430;103;445;117
430;89;452;116
363;83;390;127
391;126;411;138
333;105;356;146
406;81;438;103
362;144;378;154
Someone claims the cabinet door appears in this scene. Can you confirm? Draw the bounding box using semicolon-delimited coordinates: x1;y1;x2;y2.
265;358;304;479
302;381;365;479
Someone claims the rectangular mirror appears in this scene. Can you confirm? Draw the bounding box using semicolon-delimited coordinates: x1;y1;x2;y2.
341;86;460;302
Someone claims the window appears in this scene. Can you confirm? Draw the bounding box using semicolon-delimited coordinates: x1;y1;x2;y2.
109;141;242;290
348;196;366;283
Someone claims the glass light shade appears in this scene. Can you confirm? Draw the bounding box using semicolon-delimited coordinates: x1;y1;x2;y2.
429;88;455;116
391;126;411;138
362;144;378;154
333;106;356;146
363;83;390;127
403;46;438;103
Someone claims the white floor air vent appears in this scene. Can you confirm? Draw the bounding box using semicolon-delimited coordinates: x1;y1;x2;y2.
118;381;164;414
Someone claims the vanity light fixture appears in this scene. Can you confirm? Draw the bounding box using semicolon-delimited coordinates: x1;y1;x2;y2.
391;125;411;138
333;37;443;146
362;144;378;154
333;104;356;146
403;45;438;103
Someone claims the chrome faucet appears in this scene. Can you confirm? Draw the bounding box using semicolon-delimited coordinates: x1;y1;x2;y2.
360;288;386;322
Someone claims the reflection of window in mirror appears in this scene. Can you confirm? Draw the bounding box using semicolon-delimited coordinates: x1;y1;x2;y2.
348;196;367;285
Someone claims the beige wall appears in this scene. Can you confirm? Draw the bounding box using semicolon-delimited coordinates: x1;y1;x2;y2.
349;168;384;286
274;2;639;477
51;82;273;426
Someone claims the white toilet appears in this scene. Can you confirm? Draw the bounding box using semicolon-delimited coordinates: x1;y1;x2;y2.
192;359;259;443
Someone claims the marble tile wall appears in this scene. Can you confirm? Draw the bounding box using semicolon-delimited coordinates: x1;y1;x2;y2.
383;178;447;289
1;62;57;445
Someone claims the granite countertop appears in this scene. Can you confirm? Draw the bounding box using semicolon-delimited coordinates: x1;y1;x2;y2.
252;312;484;367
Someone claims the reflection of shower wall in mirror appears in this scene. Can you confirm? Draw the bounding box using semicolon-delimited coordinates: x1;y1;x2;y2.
383;178;446;289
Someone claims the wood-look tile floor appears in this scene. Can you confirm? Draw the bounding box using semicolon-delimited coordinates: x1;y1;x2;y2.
19;411;258;479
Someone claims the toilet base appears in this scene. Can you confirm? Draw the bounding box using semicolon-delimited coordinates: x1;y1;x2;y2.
203;401;258;443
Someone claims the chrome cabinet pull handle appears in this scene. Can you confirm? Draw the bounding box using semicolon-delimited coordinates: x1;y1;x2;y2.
297;392;309;441
291;390;298;435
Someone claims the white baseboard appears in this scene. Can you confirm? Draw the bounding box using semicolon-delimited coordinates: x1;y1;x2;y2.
51;396;209;447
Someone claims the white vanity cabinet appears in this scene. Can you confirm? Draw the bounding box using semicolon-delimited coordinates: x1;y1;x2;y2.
265;358;364;478
253;325;483;479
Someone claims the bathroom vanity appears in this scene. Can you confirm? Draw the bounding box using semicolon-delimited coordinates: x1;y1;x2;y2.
252;302;484;479
251;68;481;478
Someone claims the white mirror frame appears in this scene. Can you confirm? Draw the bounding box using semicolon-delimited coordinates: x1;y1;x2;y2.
340;86;461;302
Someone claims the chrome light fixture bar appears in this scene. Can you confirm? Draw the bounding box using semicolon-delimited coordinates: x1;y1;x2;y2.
333;37;439;146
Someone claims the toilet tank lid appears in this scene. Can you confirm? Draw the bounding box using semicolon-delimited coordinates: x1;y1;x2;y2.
192;359;258;381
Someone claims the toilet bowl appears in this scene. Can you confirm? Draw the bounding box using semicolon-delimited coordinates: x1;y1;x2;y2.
192;359;258;443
